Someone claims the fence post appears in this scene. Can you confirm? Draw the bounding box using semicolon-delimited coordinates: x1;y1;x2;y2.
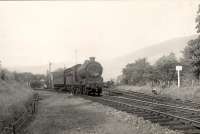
34;101;36;113
12;124;16;134
32;101;34;114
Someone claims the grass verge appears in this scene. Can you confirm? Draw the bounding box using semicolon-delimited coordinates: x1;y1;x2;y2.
115;84;200;102
0;80;33;121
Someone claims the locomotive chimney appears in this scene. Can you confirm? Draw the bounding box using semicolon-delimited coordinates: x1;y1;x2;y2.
89;57;95;61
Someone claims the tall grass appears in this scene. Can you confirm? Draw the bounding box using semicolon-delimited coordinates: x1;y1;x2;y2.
0;80;33;120
162;85;200;102
115;84;200;102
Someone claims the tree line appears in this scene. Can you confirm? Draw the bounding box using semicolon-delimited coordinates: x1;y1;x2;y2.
0;68;46;88
120;4;200;87
0;69;45;82
120;53;179;86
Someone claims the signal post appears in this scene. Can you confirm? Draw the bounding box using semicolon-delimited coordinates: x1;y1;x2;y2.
176;66;182;88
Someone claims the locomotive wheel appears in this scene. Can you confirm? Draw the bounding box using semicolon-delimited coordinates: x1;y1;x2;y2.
78;87;81;94
75;88;77;94
69;86;72;94
82;86;85;95
86;88;89;95
80;87;83;94
76;87;81;94
97;92;100;96
75;88;79;95
73;87;76;95
97;88;102;96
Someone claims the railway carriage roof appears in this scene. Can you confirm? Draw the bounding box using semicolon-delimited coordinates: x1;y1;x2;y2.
64;64;81;72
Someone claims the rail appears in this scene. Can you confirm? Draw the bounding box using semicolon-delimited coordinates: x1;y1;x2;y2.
109;96;200;113
109;89;200;108
84;94;200;133
98;97;200;128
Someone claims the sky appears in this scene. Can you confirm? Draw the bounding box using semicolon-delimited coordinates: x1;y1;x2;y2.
0;0;199;68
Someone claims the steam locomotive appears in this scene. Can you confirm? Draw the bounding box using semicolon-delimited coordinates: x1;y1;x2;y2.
54;57;103;96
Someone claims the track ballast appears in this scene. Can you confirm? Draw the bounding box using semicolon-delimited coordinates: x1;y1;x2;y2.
83;89;200;134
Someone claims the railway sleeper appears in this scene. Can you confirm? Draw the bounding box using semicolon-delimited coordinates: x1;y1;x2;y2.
159;120;183;126
131;111;147;115
177;112;197;116
170;124;195;131
142;115;161;120
149;118;173;123
135;113;154;118
127;109;145;113
184;129;200;134
123;108;139;114
185;115;200;120
136;112;159;118
121;91;199;109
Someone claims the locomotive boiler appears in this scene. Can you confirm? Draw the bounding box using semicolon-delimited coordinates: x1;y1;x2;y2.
63;57;103;96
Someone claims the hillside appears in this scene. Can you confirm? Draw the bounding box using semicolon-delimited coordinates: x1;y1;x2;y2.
7;35;198;81
102;35;197;80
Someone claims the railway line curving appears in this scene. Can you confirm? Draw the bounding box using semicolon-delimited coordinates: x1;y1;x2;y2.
83;90;200;134
109;89;200;109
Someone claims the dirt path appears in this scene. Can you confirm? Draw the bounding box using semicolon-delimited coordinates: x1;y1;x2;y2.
25;90;181;134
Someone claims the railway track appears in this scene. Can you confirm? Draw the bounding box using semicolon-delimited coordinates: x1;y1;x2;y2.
83;90;200;134
108;89;200;109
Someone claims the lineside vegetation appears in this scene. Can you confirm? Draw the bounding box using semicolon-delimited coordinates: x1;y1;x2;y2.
0;69;44;121
117;4;200;101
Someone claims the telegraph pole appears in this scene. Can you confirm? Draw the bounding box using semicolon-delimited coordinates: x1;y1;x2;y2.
0;60;2;72
0;60;2;79
75;49;77;65
64;64;66;87
49;62;54;89
49;62;52;73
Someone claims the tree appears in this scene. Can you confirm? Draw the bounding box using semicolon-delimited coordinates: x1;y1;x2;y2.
154;53;178;83
181;41;195;79
182;4;200;79
122;58;152;85
196;4;200;33
186;39;200;79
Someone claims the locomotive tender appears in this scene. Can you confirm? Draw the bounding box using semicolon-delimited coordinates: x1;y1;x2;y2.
57;57;103;96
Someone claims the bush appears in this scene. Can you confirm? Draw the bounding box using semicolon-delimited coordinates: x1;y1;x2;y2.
0;80;33;120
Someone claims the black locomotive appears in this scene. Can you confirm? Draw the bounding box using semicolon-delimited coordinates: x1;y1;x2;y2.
54;57;103;96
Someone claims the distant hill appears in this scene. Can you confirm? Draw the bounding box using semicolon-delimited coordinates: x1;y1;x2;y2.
7;35;198;81
102;35;198;80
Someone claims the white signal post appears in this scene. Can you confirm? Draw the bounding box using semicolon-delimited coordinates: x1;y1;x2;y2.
176;66;182;88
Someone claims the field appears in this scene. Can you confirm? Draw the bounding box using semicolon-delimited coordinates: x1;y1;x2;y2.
115;84;200;102
0;80;33;121
25;90;181;134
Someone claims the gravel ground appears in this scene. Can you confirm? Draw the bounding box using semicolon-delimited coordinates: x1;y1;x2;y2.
25;90;182;134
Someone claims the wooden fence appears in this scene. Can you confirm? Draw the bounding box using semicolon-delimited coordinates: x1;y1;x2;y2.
0;93;39;134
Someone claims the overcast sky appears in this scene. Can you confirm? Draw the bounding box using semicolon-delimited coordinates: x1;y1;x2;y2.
0;0;199;67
